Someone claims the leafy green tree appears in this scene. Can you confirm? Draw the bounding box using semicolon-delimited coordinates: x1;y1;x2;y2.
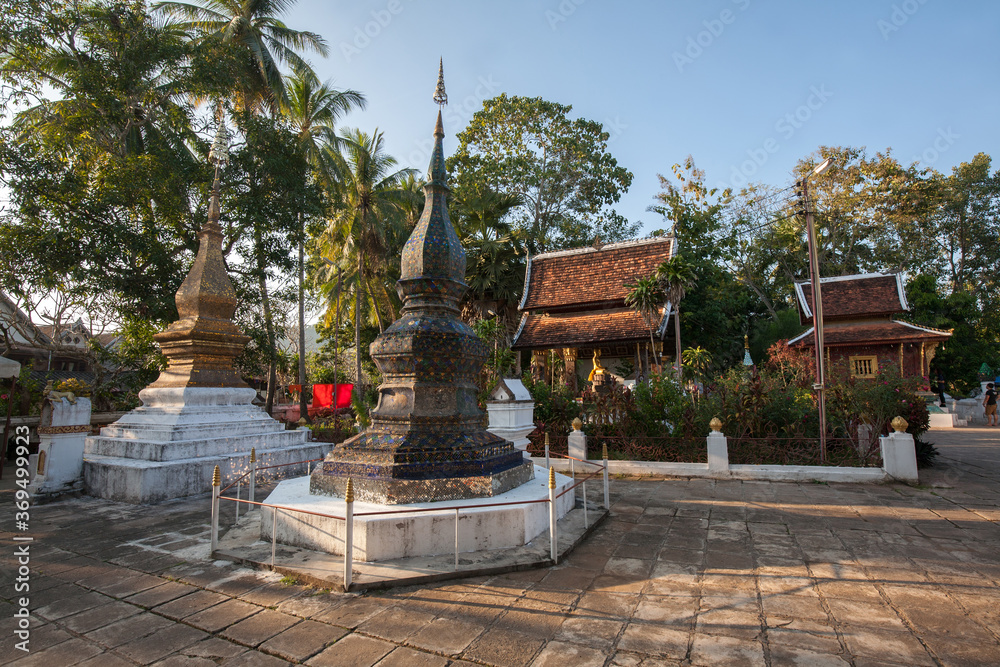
0;0;208;323
315;128;415;388
153;0;327;112
450;186;525;321
449;94;635;253
649;159;761;369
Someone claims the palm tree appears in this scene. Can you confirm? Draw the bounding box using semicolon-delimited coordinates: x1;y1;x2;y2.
281;66;365;422
656;256;698;377
624;275;665;376
153;0;328;112
452;187;525;322
317;128;415;388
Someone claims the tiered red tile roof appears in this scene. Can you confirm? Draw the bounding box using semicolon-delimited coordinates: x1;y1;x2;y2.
519;236;675;312
795;273;906;325
789;320;952;348
513;236;675;350
513;308;665;349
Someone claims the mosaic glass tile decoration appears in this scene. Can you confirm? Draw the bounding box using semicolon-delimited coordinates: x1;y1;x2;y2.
313;110;533;504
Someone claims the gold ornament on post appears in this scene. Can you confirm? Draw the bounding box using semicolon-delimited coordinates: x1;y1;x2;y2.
709;417;722;433
891;416;908;433
572;417;583;432
345;477;355;503
548;466;556;489
212;465;221;487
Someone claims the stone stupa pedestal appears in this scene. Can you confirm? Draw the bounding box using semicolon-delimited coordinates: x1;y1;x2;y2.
84;129;326;504
84;387;324;504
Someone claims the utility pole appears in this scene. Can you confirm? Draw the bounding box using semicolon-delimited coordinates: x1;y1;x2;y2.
796;157;832;462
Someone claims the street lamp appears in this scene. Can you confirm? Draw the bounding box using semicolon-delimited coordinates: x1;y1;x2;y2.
801;157;832;461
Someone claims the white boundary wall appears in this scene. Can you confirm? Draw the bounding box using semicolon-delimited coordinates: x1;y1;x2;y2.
529;428;919;484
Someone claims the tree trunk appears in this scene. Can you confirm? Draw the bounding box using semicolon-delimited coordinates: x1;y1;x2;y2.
298;217;309;424
674;304;683;378
355;248;364;390
258;267;277;414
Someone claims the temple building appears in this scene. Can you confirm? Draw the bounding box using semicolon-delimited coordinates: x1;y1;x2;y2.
788;273;952;382
511;236;677;390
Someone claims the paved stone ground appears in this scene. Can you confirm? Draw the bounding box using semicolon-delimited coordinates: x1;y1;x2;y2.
2;426;1000;666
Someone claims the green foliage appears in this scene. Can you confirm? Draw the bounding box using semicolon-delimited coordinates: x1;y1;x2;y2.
624;275;664;354
449;94;636;253
906;273;999;395
521;373;579;435
471;317;515;405
0;367;43;417
451;186;525;318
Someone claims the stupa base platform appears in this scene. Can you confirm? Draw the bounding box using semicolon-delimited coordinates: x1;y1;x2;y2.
83;387;329;504
216;496;606;592
262;466;574;562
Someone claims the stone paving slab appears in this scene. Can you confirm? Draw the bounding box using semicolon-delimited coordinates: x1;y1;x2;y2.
2;426;1000;665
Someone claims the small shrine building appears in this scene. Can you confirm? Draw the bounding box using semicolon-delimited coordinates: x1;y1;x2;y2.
511;236;676;391
788;273;952;382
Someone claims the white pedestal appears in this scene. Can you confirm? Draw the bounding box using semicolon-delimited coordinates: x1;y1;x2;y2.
707;431;729;472
28;397;92;497
263;466;574;562
84;387;327;504
486;384;535;459
880;431;918;483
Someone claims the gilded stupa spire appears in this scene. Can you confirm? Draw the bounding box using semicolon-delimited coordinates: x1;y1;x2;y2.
151;112;249;388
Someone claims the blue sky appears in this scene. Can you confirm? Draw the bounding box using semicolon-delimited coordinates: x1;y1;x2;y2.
288;0;997;235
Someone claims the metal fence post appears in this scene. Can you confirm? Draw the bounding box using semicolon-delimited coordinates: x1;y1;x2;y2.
454;508;460;570
344;478;354;592
249;447;256;504
545;432;550;471
548;467;558;565
210;465;220;554
234;480;240;524
271;508;278;568
582;479;588;528
602;442;610;510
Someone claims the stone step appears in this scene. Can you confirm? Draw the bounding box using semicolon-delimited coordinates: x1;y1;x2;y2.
85;429;312;462
83;441;333;504
100;419;286;442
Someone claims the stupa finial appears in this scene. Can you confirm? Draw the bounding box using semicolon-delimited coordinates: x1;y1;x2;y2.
433;57;447;107
206;114;229;228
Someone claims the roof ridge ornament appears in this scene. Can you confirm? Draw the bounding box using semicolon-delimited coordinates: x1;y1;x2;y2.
433;57;448;107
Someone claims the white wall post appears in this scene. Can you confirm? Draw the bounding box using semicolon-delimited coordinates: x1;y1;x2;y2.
880;416;919;483
568;418;586;462
707;417;729;473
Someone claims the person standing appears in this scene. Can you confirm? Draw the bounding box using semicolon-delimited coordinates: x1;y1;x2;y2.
936;369;947;408
984;383;998;427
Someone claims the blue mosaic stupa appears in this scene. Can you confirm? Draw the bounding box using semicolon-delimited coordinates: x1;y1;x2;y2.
311;62;534;504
